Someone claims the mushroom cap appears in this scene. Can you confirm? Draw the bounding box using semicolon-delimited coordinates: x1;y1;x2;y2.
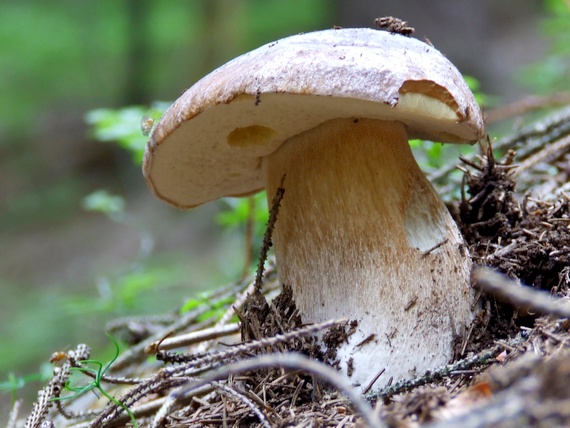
143;28;485;209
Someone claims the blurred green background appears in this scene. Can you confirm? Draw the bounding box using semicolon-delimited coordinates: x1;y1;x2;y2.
1;0;568;417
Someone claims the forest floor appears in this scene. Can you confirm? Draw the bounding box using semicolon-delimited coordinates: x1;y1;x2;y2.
12;106;570;428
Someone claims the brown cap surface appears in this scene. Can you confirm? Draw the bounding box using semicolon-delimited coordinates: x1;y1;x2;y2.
143;28;485;209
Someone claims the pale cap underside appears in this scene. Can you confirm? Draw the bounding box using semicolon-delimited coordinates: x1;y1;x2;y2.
144;28;485;209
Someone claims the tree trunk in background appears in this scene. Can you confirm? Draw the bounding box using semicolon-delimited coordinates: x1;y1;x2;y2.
333;0;545;101
124;0;152;105
200;0;248;73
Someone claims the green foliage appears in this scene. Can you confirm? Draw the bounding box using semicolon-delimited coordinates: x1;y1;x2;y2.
410;75;488;170
3;176;84;233
519;0;570;92
85;100;271;267
54;334;138;428
180;292;236;322
64;267;169;315
85;103;168;164
216;193;269;236
0;1;206;142
242;0;332;46
0;1;330;414
82;190;126;220
0;367;51;403
463;75;497;108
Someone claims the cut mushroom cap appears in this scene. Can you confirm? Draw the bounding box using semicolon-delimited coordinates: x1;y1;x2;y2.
143;28;485;390
143;28;484;208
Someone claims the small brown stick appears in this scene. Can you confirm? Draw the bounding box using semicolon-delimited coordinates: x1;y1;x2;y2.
421;238;449;256
254;175;286;293
290;379;305;408
473;267;570;318
195;261;278;354
146;323;240;352
363;369;386;394
161;318;347;370
460;322;476;356
111;281;248;371
355;334;377;348
458;154;484;171
404;297;418;311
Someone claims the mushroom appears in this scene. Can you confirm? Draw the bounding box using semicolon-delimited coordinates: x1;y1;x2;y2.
143;28;485;389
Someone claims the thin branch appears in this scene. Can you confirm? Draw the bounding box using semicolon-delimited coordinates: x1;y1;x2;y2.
493;106;570;155
510;133;570;178
89;377;189;428
111;280;250;371
472;267;570;319
7;400;22;428
159;318;346;370
254;175;285;293
146;323;240;352
172;353;383;428
149;384;214;428
25;344;91;428
212;382;273;428
91;319;345;426
428;353;570;428
194;260;278;355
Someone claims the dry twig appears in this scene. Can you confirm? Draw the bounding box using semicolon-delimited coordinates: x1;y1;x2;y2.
254;175;285;292
110;280;250;371
146;323;240;352
473;267;570;319
25;345;91;428
7;400;22;428
172;353;383;428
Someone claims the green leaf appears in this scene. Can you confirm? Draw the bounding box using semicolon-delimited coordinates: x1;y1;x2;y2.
84;103;168;164
82;190;125;215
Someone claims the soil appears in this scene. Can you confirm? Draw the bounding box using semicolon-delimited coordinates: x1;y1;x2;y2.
15;109;570;427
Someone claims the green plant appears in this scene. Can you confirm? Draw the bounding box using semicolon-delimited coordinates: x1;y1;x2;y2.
409;75;490;171
86;103;271;273
53;334;138;427
82;189;126;222
85;103;169;164
0;370;50;404
180;292;237;322
216;192;269;270
519;0;570;93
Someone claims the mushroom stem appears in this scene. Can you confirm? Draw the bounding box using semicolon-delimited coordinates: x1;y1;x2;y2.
263;117;474;389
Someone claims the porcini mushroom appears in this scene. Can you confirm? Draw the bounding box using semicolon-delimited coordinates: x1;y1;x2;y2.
143;28;485;389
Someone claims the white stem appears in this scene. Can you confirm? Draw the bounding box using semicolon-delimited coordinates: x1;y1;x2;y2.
263;117;473;389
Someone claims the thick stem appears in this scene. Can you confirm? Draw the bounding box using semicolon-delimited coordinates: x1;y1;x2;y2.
263;117;473;389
